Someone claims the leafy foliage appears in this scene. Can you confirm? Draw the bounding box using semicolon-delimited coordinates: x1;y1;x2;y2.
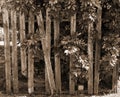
21;32;44;60
99;0;120;82
48;0;76;19
60;33;89;80
2;0;44;15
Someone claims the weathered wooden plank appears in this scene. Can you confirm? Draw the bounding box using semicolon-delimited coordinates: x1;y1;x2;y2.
70;14;76;94
11;10;18;93
117;61;120;92
88;23;94;95
36;10;56;95
19;12;27;77
94;8;102;94
112;64;117;93
45;68;50;94
54;18;61;93
2;8;12;93
45;8;51;94
28;11;34;94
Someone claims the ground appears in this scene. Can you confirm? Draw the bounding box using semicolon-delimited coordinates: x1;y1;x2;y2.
0;93;120;97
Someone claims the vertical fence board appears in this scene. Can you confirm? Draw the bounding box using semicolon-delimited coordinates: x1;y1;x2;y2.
94;8;102;94
45;8;51;94
11;10;18;93
70;14;76;94
88;23;94;94
3;8;11;93
117;61;120;92
36;10;56;95
112;64;117;92
54;19;61;93
19;12;27;77
28;11;34;94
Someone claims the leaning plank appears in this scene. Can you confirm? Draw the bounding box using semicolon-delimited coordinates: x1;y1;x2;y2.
54;18;61;93
2;8;11;93
70;14;76;94
45;8;51;94
94;7;102;94
19;12;27;77
36;10;56;95
11;10;18;93
28;11;34;94
88;23;94;94
45;67;50;94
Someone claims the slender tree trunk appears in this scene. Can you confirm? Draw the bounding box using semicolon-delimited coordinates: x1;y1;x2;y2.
69;14;76;94
19;12;27;77
94;8;102;94
88;22;94;95
11;10;18;93
36;10;56;95
3;8;11;93
28;11;34;94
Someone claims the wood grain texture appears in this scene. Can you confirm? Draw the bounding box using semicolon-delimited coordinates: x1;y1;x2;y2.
28;11;34;94
36;10;56;95
11;10;18;93
19;12;27;77
54;18;61;93
70;14;76;94
3;8;11;93
94;8;102;94
88;23;94;95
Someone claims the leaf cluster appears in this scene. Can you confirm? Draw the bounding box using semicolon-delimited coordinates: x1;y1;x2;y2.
48;0;76;20
100;0;120;81
2;0;44;15
21;32;43;60
60;33;89;80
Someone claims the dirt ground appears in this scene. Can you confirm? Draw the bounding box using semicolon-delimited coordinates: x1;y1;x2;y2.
0;94;120;97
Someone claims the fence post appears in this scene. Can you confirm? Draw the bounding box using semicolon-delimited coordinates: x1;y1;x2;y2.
28;11;34;94
88;23;94;95
11;10;18;93
19;12;27;77
3;8;12;93
69;14;76;94
54;18;61;93
94;8;102;94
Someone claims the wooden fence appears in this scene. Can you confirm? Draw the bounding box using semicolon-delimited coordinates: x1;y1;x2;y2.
2;8;61;94
1;5;118;95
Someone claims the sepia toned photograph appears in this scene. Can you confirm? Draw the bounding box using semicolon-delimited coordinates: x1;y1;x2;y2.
0;0;120;97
